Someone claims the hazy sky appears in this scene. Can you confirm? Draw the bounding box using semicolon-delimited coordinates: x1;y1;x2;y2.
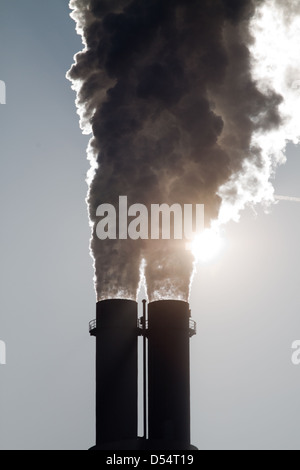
1;0;300;450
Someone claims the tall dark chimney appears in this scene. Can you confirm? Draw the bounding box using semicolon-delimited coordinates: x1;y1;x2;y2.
89;299;197;450
90;299;138;450
147;300;195;450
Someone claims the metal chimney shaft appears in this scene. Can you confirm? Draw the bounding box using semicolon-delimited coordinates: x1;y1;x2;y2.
92;299;138;449
147;300;196;450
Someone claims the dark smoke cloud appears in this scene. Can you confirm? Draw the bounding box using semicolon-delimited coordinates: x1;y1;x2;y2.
68;0;282;301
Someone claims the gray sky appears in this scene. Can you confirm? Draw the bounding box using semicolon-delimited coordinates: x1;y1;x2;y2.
0;0;300;450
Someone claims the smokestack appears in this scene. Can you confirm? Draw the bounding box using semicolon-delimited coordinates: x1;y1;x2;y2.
90;299;138;450
147;300;196;450
89;299;197;450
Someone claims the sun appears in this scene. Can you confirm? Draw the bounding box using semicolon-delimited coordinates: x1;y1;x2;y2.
191;228;225;264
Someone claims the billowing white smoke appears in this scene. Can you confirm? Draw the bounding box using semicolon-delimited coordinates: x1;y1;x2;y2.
218;0;300;225
67;0;300;302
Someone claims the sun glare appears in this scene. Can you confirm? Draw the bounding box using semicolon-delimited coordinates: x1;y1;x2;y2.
191;229;225;264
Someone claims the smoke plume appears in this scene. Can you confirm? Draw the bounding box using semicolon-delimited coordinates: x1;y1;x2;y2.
67;0;300;302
